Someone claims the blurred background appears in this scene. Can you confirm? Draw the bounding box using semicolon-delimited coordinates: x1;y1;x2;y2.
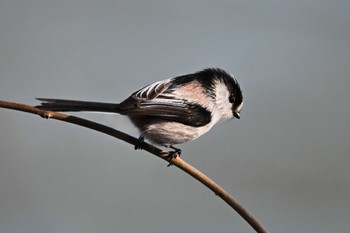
1;1;349;232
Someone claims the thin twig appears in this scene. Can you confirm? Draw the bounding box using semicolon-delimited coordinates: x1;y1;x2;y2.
0;100;268;233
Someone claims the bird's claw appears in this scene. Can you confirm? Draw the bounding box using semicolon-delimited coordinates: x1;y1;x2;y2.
134;136;144;150
169;145;181;156
166;146;182;167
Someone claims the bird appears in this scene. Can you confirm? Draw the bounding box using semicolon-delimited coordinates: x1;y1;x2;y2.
36;68;243;155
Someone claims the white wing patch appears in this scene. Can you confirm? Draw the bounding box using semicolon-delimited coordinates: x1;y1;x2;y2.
134;78;173;100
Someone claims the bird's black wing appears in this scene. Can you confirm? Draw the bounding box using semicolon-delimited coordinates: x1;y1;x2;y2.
119;79;211;127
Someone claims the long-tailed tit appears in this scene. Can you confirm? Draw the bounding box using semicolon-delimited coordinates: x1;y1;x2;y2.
37;68;243;154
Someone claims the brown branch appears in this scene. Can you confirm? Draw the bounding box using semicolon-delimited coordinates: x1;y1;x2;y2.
0;100;268;233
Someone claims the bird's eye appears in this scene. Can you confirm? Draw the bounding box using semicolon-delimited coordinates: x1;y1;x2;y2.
229;95;235;103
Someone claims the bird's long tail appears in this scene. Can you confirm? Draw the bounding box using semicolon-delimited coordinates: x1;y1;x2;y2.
36;98;121;113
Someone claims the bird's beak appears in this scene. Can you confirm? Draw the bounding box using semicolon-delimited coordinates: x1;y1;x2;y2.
233;112;240;119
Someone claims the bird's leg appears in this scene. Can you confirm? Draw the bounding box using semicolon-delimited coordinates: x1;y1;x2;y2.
169;145;182;157
166;145;182;167
134;135;144;150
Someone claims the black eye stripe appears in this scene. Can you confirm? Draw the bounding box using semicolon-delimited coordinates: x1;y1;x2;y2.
229;95;235;103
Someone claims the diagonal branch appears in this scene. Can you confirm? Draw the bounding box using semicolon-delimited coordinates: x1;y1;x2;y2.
0;100;268;233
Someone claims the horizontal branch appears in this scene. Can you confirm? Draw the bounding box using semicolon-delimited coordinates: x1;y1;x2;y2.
0;100;268;233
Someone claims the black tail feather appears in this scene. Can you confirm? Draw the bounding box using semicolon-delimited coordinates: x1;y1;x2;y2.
36;98;121;113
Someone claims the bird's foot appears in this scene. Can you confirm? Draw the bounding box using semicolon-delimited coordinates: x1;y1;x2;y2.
134;136;144;150
169;145;181;157
166;145;182;167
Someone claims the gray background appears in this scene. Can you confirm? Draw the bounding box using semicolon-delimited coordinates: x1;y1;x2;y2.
1;1;349;232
